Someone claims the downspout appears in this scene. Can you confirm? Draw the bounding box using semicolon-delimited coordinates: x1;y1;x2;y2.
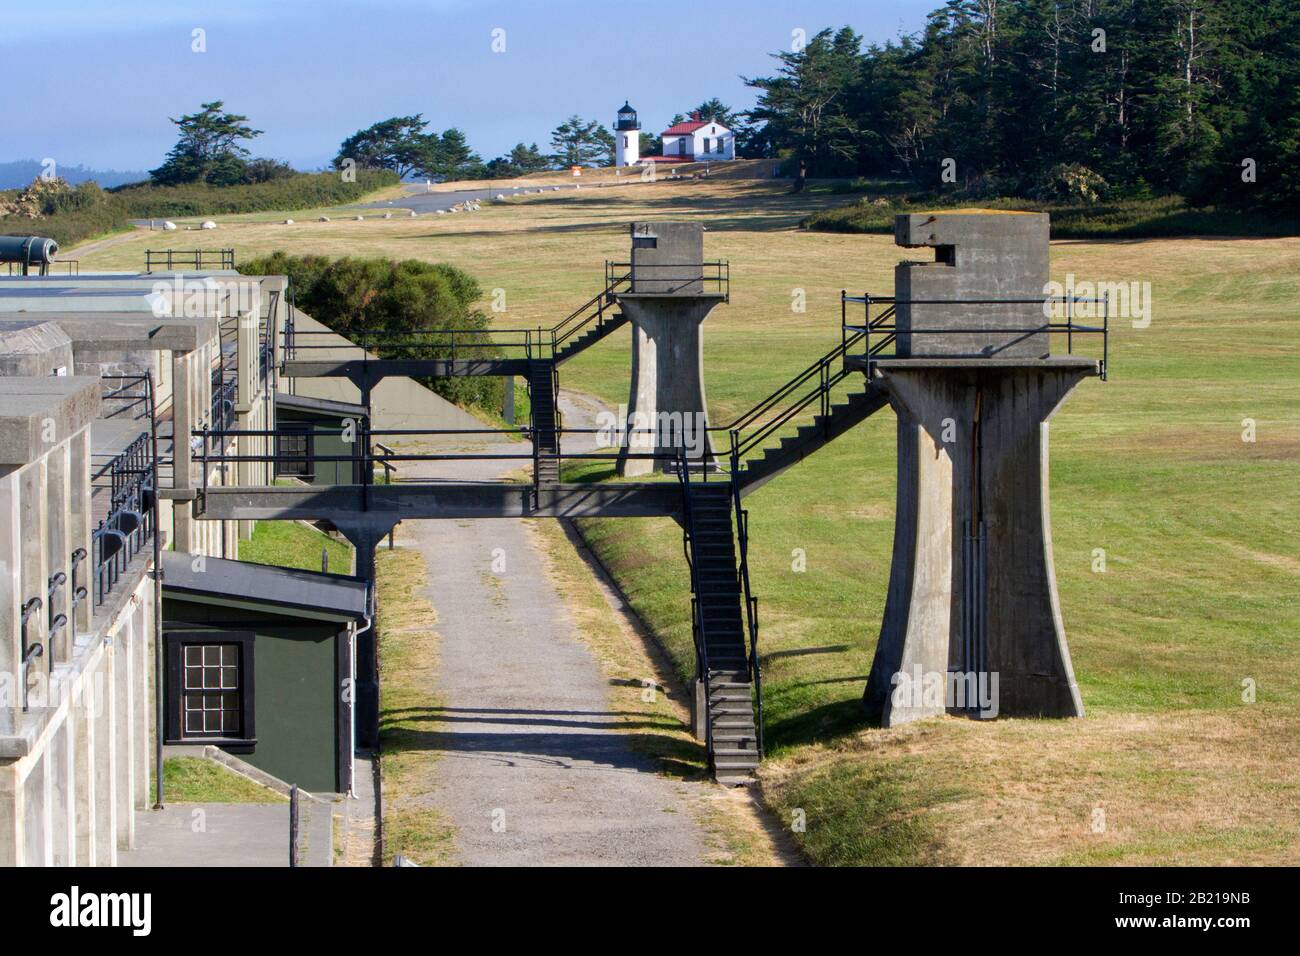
149;371;166;808
349;612;373;799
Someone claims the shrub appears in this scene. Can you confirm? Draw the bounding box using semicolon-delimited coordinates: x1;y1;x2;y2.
242;253;502;412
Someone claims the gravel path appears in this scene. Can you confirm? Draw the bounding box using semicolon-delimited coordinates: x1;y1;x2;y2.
393;391;711;866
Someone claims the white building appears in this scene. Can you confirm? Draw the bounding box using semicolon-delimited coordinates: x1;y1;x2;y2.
658;111;736;163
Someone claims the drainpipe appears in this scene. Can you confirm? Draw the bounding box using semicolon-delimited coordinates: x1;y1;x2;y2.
149;371;166;809
348;613;372;799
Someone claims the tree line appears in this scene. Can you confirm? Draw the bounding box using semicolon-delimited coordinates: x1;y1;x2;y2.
742;1;1299;210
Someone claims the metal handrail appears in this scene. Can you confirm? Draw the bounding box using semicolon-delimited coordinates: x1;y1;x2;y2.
676;450;712;759
842;292;1111;380
729;441;763;756
606;260;730;300
145;248;236;272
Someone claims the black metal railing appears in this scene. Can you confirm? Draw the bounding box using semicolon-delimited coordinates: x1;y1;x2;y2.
91;431;156;608
193;425;687;501
729;462;763;756
280;263;723;365
210;372;237;444
145;248;236;272
723;329;866;466
5;259;78;276
606;260;729;299
841;292;1110;380
676;453;713;758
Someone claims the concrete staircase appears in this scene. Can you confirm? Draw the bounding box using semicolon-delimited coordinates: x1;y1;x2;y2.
528;361;560;484
684;481;760;784
736;383;889;495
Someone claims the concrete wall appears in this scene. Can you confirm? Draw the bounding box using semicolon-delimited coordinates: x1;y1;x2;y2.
894;211;1050;358
0;381;154;866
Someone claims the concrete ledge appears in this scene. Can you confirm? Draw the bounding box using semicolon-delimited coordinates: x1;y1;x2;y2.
0;376;102;465
5;312;221;354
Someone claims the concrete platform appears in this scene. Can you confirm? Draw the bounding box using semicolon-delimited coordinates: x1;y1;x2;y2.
120;799;333;867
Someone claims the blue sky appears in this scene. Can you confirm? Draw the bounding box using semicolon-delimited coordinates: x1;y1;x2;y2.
0;0;935;173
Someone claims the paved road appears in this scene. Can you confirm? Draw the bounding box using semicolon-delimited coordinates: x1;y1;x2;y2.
358;181;568;214
393;390;711;866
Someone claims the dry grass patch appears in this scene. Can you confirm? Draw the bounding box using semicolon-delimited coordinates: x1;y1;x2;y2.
376;546;456;866
761;706;1300;866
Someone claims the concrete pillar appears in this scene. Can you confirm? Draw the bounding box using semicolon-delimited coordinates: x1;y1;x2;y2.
46;441;71;664
51;719;75;864
114;610;135;849
0;471;19;690
133;596;151;812
94;652;117;866
69;429;92;634
73;677;97;865
862;211;1100;726
614;221;725;476
863;362;1094;725
0;768;20;865
172;350;194;553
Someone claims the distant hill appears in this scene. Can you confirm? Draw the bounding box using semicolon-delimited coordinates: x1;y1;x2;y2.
0;159;147;190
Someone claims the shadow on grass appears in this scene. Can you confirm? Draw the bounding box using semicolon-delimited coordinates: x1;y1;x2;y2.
764;695;875;751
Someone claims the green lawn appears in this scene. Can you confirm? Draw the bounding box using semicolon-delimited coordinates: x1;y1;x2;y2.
153;756;285;804
238;519;354;575
83;177;1300;866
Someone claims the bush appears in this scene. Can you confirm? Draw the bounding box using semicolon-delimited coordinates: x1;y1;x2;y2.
242;253;501;412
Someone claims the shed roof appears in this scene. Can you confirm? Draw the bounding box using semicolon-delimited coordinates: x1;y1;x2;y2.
276;392;369;419
161;552;367;622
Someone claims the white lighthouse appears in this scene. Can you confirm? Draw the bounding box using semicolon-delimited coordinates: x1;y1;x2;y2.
615;101;641;167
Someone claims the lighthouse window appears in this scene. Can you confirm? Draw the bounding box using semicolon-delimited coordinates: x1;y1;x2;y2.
625;134;631;148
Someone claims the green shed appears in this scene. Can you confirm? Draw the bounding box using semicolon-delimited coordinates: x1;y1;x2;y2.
160;552;368;794
274;392;369;485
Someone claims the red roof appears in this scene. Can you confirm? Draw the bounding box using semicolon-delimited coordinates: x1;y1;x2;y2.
662;120;708;136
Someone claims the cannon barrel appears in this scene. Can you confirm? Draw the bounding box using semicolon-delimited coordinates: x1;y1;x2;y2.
0;236;60;266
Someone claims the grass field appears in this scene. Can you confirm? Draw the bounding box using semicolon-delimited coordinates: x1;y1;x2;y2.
152;756;285;804
79;176;1300;865
238;519;353;575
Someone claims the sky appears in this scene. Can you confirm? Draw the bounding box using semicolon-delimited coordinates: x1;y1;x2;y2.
0;0;935;174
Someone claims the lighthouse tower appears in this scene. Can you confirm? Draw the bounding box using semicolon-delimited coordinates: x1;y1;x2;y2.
615;101;641;167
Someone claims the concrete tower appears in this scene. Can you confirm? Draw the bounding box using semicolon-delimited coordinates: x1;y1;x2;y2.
615;101;641;167
862;211;1100;727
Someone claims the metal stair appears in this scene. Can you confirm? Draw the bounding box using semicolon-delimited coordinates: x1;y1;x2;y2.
736;384;889;494
528;361;561;484
553;310;627;364
681;479;761;784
